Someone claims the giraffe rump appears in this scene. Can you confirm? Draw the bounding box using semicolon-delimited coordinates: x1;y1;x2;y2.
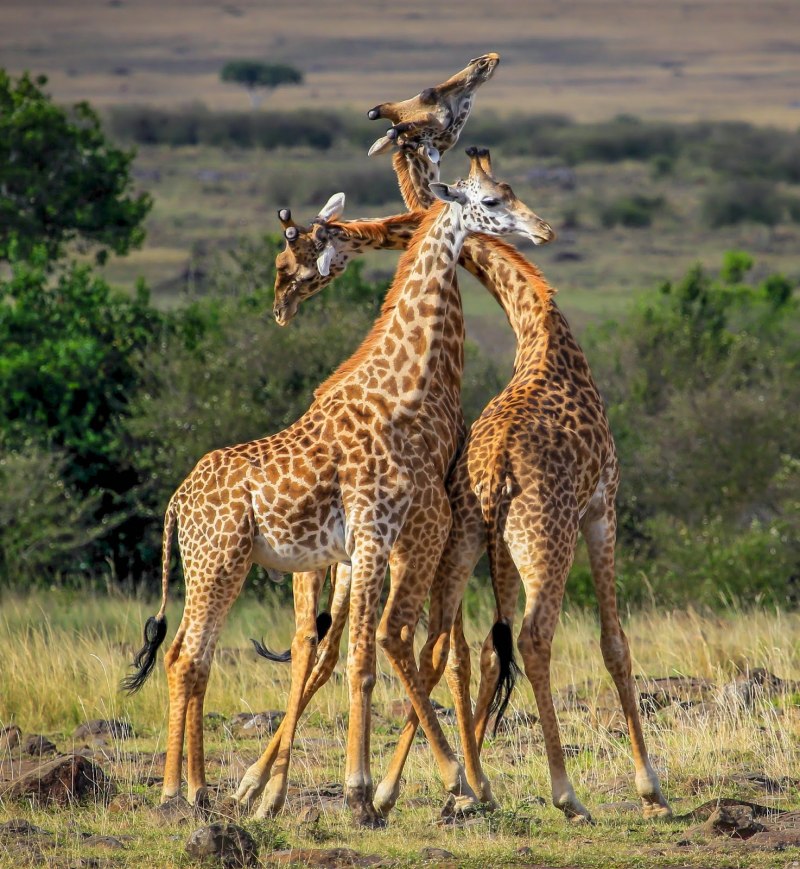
251;610;333;663
121;614;168;694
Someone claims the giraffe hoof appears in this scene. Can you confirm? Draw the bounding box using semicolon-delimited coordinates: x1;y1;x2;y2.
642;796;673;819
351;805;388;829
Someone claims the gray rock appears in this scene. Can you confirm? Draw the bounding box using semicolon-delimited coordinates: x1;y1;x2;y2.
421;846;456;859
21;733;57;756
185;822;258;867
151;794;198;826
226;711;284;739
73;719;134;742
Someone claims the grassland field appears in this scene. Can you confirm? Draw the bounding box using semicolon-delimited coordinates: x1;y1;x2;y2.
1;591;800;867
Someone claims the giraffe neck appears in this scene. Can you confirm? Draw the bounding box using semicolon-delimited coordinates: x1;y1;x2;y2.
392;151;438;210
322;203;466;422
460;234;554;374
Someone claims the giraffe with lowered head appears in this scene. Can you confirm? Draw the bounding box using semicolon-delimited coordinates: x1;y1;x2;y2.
123;151;554;827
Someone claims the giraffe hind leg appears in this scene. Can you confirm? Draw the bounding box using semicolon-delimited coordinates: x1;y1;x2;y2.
581;473;671;819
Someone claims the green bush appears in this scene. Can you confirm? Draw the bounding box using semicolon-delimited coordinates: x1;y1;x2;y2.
0;447;106;582
598;194;665;228
701;179;785;227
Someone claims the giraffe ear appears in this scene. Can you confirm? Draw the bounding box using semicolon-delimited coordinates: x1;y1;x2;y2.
430;182;467;205
316;243;335;277
368;135;395;157
317;192;345;223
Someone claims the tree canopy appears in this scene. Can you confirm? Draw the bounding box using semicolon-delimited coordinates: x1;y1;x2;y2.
0;71;152;264
220;61;303;106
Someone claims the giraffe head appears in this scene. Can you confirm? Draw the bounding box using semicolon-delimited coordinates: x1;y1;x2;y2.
367;53;500;163
273;193;354;325
431;148;556;245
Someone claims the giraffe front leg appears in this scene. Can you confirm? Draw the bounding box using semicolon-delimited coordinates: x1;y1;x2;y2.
344;551;387;829
233;566;350;809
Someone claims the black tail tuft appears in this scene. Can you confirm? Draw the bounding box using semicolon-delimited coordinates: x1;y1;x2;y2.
251;637;291;663
121;614;168;694
316;611;332;642
252;610;333;665
488;621;521;736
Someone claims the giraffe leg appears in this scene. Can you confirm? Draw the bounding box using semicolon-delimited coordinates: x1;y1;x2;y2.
508;496;591;823
254;570;324;816
344;546;390;828
471;538;521;752
375;491;478;819
581;472;672;819
443;603;494;806
234;565;351;808
376;520;489;814
164;560;250;804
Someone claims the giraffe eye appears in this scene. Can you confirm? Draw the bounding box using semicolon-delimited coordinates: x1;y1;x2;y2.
481;197;500;208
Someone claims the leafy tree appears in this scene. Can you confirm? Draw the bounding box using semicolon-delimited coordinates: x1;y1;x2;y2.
0;70;151;264
583;253;799;604
220;61;303;108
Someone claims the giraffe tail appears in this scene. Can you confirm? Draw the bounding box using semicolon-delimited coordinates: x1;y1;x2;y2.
252;612;333;662
120;493;176;694
479;458;521;736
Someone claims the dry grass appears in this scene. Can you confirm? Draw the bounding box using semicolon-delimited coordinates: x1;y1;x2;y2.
1;589;799;866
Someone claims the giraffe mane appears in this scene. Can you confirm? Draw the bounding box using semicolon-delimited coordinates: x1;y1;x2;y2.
314;203;446;399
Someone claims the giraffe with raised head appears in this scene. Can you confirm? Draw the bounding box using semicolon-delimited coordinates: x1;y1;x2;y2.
229;55;503;818
271;144;672;822
123;153;554;827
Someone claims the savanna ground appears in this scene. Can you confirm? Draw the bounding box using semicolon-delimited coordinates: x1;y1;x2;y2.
1;591;800;867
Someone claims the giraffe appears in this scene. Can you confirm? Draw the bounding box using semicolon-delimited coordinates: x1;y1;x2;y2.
122;153;554;827
268;150;673;822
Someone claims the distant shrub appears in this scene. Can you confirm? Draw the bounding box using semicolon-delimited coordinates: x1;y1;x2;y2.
108;105;338;150
701;179;784;227
598;194;665;228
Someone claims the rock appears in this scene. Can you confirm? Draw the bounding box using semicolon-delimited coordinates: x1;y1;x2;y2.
108;792;148;813
700;805;767;839
0;818;53;842
185;823;258;867
720;668;792;708
151;794;198;825
0;754;113;806
747;829;800;850
21;733;58;756
0;724;21;752
226;711;284;739
72;719;134;743
421;846;456;859
677;797;779;822
271;848;384;867
82;835;126;850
